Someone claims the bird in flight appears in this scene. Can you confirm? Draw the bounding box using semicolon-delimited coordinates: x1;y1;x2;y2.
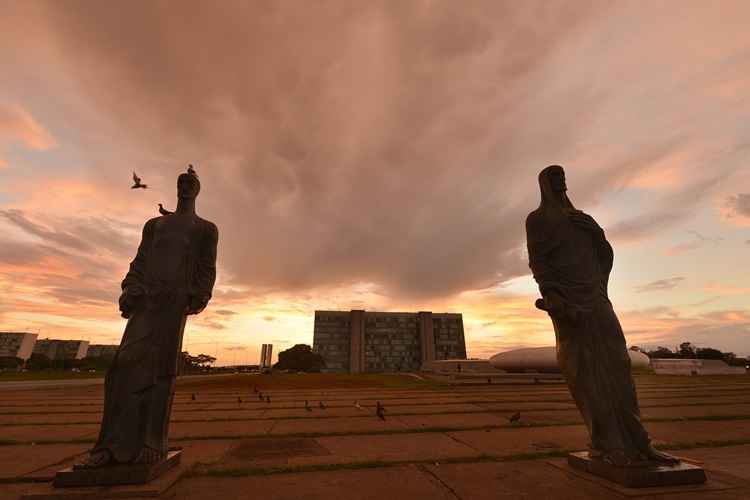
158;203;173;216
131;172;147;189
508;412;521;424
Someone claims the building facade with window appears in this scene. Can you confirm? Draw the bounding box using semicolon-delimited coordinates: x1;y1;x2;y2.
313;310;466;373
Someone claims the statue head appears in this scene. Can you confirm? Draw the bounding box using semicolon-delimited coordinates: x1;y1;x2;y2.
177;167;200;200
538;165;575;211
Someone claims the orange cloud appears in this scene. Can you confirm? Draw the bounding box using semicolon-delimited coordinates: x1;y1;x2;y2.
0;103;56;150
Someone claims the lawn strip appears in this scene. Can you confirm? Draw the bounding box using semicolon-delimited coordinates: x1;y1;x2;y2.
184;438;750;478
3;414;750;446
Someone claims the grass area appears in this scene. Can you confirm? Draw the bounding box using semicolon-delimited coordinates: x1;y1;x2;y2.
185;438;750;479
176;373;442;391
4;413;750;445
0;371;104;382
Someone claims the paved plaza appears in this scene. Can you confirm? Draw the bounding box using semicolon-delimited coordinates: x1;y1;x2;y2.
1;374;749;499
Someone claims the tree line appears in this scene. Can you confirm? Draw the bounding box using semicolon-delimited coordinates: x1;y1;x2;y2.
633;342;747;367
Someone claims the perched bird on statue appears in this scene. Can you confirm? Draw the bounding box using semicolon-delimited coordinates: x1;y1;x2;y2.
319;401;326;410
187;164;197;176
158;203;173;216
508;412;521;425
376;401;386;421
305;400;312;412
266;395;270;404
131;172;147;189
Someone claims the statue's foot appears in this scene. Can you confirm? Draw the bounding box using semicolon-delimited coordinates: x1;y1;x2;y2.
73;449;113;470
134;447;164;464
645;444;680;465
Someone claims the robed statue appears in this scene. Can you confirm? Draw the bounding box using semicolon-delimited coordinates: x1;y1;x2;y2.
78;167;218;468
526;165;677;467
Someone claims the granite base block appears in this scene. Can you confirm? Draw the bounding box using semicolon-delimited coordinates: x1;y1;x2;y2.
567;451;707;488
52;450;181;488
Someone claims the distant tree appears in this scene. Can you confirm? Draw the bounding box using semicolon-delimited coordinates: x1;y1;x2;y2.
695;348;725;360
25;353;52;370
179;352;216;374
79;355;116;372
678;342;697;359
274;344;326;372
646;347;675;359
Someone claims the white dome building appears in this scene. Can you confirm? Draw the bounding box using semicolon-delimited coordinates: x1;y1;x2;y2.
489;346;650;373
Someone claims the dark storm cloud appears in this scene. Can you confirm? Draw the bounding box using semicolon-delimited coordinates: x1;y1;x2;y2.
3;1;749;304
635;277;685;293
9;0;610;301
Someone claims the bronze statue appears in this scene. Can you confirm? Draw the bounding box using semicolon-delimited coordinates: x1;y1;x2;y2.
526;165;677;467
77;166;218;468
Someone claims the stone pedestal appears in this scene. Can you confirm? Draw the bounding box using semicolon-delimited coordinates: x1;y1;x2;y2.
52;450;181;488
567;451;707;488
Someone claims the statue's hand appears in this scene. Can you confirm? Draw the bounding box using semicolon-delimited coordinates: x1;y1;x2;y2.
569;211;604;239
119;286;145;318
186;294;209;315
540;292;578;325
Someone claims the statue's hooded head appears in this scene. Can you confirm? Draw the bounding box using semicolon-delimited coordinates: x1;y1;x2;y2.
538;165;575;212
177;168;201;200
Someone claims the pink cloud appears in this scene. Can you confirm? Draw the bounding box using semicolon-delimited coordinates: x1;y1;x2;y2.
0;103;57;151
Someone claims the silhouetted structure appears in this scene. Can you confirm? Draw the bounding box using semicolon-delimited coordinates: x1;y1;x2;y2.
527;165;704;486
0;332;38;360
33;339;89;360
313;310;466;373
76;166;218;471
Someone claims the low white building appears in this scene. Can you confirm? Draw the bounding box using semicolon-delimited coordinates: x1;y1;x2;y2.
0;332;38;360
489;346;651;373
651;359;746;375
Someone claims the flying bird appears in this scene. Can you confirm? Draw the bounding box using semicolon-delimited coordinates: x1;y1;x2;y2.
508;412;521;424
131;172;147;189
158;203;173;216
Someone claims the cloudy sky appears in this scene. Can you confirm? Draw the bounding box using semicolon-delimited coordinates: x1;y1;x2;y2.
1;1;748;365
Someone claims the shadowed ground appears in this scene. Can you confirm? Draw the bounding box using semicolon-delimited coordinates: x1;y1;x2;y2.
1;373;749;499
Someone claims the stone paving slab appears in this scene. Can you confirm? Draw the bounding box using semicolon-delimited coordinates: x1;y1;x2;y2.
678;445;750;483
314;432;476;462
170;420;275;439
268;415;410;435
0;444;89;480
174;464;455;500
0;424;99;442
